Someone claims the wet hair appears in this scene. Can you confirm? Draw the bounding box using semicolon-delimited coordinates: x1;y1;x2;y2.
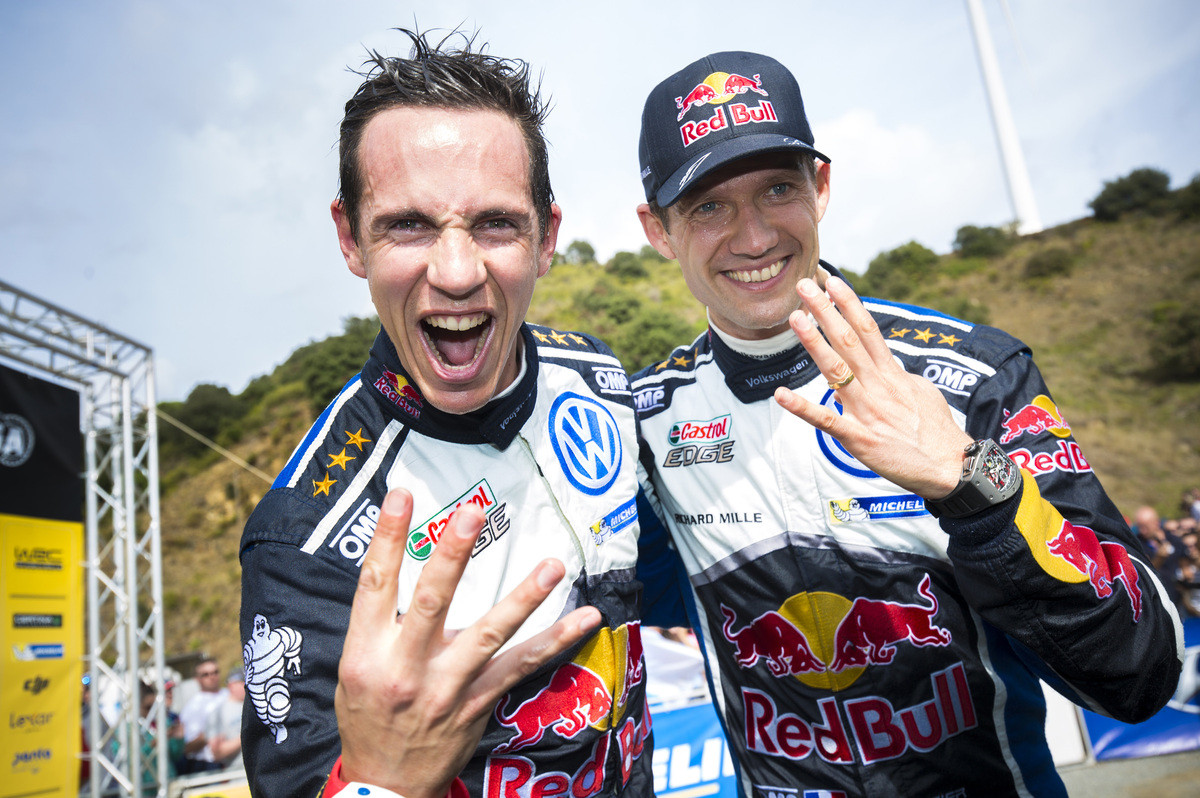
337;28;554;242
647;154;818;234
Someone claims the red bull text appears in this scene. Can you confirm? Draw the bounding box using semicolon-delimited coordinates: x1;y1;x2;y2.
375;369;423;418
743;662;977;765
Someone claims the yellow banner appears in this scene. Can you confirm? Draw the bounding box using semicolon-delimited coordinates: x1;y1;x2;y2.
1;512;83;796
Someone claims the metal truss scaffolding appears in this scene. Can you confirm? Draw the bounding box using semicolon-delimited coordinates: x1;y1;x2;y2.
0;279;167;797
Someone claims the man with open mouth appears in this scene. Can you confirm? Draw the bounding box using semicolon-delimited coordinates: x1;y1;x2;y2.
240;30;661;798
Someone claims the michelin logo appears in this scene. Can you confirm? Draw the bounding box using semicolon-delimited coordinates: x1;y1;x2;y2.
590;497;638;545
829;495;928;524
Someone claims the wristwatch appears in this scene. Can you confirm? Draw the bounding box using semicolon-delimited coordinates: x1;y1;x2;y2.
924;438;1022;519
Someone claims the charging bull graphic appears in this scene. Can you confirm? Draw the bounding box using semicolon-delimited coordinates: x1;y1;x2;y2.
243;613;303;743
1046;520;1143;622
828;573;952;672
721;604;825;677
494;662;613;753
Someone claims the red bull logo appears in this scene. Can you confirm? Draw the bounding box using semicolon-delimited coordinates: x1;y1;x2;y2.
374;369;423;418
999;395;1070;444
494;663;612;752
721;605;825;676
742;662;978;765
1045;520;1143;621
675;72;769;121
828;573;952;672
719;574;953;688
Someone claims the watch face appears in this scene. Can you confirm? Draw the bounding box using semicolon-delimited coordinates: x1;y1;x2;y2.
981;446;1015;490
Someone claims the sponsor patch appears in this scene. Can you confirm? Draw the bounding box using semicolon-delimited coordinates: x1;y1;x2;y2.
633;386;665;413
244;613;303;745
1007;440;1091;477
921;360;982;397
406;480;509;562
374;369;423;419
1000;395;1070;444
662;440;735;468
328;497;381;566
669;414;731;446
592;366;631;396
13;547;63;570
828;495;928;524
589;497;638;546
548;393;623;496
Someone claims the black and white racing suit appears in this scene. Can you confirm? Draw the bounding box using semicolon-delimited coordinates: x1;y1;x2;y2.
240;326;654;797
632;279;1182;798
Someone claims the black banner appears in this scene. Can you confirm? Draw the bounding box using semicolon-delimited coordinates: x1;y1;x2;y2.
0;364;83;522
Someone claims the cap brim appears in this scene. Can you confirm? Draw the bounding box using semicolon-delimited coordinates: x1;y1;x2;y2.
655;133;829;207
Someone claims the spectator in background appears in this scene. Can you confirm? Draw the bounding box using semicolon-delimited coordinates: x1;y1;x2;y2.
177;657;226;773
1133;505;1184;607
1182;488;1200;522
206;669;245;772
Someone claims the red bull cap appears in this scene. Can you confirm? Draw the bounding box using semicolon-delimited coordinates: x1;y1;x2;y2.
639;51;830;207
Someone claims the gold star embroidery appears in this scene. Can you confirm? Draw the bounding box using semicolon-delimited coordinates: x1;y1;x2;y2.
568;334;587;345
531;329;551;343
312;473;336;497
889;328;910;339
550;330;569;346
654;360;669;371
672;353;692;368
938;333;961;347
327;447;355;471
913;328;935;343
345;428;371;451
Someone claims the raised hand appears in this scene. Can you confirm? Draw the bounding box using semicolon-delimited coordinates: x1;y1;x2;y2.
773;276;972;499
336;489;601;798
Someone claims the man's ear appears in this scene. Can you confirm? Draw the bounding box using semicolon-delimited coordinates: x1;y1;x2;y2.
814;161;832;222
331;199;366;278
537;203;564;278
636;203;677;261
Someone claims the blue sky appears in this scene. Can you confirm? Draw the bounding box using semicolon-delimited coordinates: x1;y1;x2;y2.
2;1;1198;400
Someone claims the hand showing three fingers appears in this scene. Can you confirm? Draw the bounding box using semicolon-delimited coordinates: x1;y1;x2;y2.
774;276;972;500
336;489;601;798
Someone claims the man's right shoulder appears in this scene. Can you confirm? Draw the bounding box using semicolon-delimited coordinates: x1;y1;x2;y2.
630;330;709;420
240;374;406;570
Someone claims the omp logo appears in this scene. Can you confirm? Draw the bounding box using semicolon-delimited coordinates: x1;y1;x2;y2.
549;393;623;495
0;413;35;467
327;497;381;566
592;367;631;396
633;386;665;413
922;360;981;397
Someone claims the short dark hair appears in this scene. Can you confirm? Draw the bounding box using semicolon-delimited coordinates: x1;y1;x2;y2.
648;154;818;234
337;28;554;243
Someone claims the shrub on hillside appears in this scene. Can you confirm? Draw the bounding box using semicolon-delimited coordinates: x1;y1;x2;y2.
565;239;596;264
953;224;1014;258
1089;167;1171;221
1174;174;1200;221
1147;298;1200;381
640;245;669;264
1024;247;1075;279
859;241;938;301
606;251;648;280
611;308;700;373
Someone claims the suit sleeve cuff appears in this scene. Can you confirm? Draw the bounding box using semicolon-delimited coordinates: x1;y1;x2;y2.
322;756;469;798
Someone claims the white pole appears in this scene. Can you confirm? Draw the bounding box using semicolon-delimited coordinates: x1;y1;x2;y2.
965;0;1043;234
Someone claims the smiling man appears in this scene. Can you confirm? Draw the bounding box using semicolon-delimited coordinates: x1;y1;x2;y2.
631;51;1183;798
240;32;653;798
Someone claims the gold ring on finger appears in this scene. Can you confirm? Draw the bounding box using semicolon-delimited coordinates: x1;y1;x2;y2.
828;372;855;390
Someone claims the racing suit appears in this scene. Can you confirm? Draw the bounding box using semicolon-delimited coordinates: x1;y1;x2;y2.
632;275;1183;798
240;325;653;797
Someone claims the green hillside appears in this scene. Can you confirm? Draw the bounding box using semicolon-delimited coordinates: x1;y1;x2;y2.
157;179;1200;671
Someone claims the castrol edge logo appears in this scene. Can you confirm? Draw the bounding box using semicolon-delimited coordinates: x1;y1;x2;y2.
668;414;731;446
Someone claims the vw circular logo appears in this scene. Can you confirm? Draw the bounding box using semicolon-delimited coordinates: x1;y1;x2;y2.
0;413;35;468
814;390;879;479
548;393;622;495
